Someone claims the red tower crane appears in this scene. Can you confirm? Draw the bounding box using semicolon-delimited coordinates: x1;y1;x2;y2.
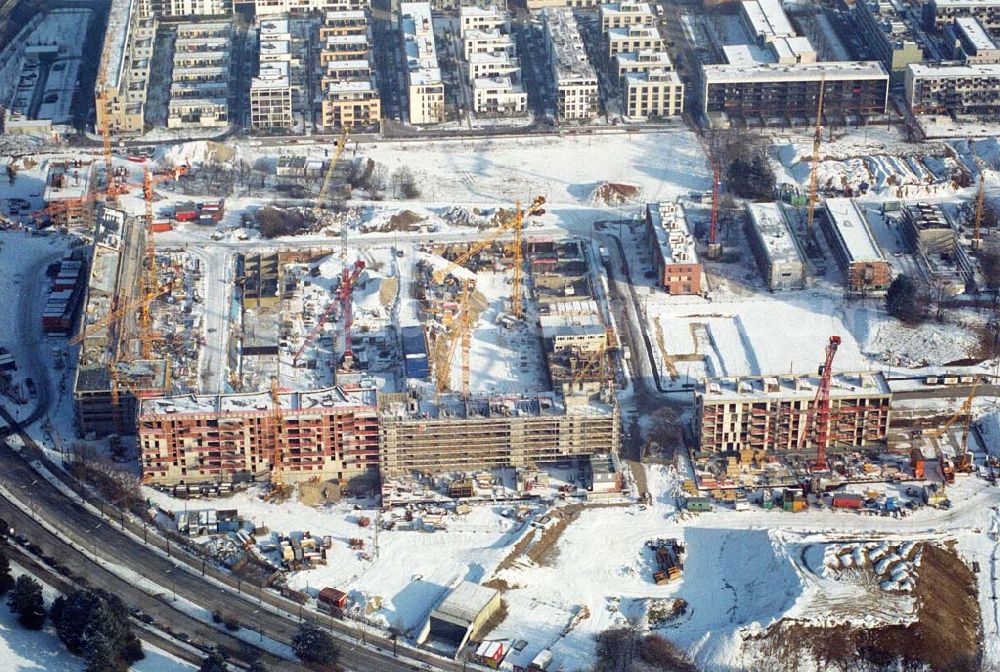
809;335;842;471
292;259;365;368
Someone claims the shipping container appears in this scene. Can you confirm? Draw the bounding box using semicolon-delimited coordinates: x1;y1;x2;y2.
174;209;198;222
685;497;712;512
831;493;864;509
151;221;173;233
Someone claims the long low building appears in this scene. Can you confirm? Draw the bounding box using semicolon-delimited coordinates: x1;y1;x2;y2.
745;202;806;290
822;198;891;296
695;371;892;456
378;392;620;475
923;0;1000;31
700;61;889;123
904;61;1000;118
138;385;381;486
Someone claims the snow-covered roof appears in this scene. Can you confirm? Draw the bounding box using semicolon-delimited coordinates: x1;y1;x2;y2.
740;0;796;41
100;0;135;91
823;198;885;264
646;202;698;265
908;61;1000;78
401;2;441;87
698;371;891;402
139;384;378;417
703;60;888;84
431;581;498;626
953;16;997;52
745;202;804;267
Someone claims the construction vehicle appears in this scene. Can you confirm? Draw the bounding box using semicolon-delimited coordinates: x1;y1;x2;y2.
805;76;826;235
928;379;979;476
431;196;546;320
798;335;841;471
647;538;685;584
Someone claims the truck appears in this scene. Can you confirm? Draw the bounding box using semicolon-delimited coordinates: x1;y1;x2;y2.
649;538;685;584
910;448;925;479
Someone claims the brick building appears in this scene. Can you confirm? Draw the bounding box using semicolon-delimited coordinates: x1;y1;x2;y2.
645;202;701;295
822;198;891;296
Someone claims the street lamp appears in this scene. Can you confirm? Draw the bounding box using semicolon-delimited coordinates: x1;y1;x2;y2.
164;565;177;601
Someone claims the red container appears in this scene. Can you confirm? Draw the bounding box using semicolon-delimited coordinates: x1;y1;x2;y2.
151;221;173;233
175;210;198;222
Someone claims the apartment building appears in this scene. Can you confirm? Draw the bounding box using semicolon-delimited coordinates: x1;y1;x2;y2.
320;9;368;38
700;61;890;122
400;2;445;124
473;76;527;114
740;0;796;43
855;0;926;85
459;4;505;34
141;0;231;16
321;34;371;63
254;0;370;14
138;385;381;486
948;16;1000;62
463;28;517;60
250;62;294;130
322;59;373;86
624;69;683;117
378;392;620;475
821;198;891;296
95;0;157;135
600;1;655;31
167;98;228;128
694;372;892;456
613;48;673;80
905;61;1000;117
167;23;231;129
543;7;599;120
645;202;701;294
745;202;807;290
607;24;664;58
320;80;382;127
924;0;1000;31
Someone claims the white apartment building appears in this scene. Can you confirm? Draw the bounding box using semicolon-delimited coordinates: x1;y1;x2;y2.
321;9;369;38
624;69;684;117
543;7;599;120
599;1;654;31
167;98;228;128
473;76;527;115
320;80;382;127
400;2;445;124
250;61;294;130
607;24;664;58
97;0;157;135
463;28;517;60
459;5;506;36
254;0;370;15
469;51;519;80
141;0;231;16
167;21;231;129
613;48;673;80
905;61;1000;117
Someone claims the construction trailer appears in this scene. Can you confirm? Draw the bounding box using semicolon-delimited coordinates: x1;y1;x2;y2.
822;198;891;296
138;384;380;487
694;372;892;457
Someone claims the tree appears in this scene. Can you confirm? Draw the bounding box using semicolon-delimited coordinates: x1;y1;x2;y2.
0;550;15;596
51;588;143;671
885;274;922;323
6;162;16;187
84;633;117;672
392;167;420;199
248;659;270;672
199;648;228;672
639;634;699;672
292;621;339;667
7;574;46;629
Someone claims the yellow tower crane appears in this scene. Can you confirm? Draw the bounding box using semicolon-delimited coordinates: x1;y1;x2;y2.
973;171;985;250
806;76;826;235
928;380;979;474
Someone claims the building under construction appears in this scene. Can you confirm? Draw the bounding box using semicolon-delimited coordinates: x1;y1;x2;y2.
73;207;171;436
377;391;619;475
41;160;95;228
821;198;891;296
138;384;380;487
694;371;892;457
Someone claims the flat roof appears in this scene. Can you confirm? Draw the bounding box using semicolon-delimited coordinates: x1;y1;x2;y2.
607;25;662;40
823;198;885;263
954;16;998;51
703;60;888;83
908;61;1000;76
698;371;891;402
601;1;655;16
933;0;1000;8
646;202;698;265
625;68;682;85
140;384;378;417
324;9;366;21
43;161;93;202
101;0;135;90
615;49;673;68
432;582;499;626
543;7;598;82
326;79;377;93
741;0;796;40
401;1;442;86
746;202;804;266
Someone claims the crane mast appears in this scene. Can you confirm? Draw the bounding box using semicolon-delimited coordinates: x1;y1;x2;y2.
708;161;722;259
811;335;841;471
806;76;826;235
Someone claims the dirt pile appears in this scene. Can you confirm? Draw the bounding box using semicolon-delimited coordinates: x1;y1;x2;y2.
592;182;641;205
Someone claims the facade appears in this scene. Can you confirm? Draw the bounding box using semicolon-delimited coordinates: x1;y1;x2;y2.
740;0;796;43
459;5;505;35
473;77;528;114
95;0;156;135
607;25;665;58
949;16;1000;62
250;62;294;130
378;392;620;475
461;5;526;116
167;22;231;129
320;80;382;127
543;7;599;120
600;1;655;31
700;61;890;121
614;49;674;81
138;385;380;486
695;372;892;455
400;2;445;124
320;9;368;38
855;0;925;85
745;202;806;290
142;0;231;16
924;0;1000;31
42;160;95;228
645;202;701;294
255;0;371;14
822;198;891;296
624;69;684;117
463;28;517;60
420;582;502;651
905;61;1000;117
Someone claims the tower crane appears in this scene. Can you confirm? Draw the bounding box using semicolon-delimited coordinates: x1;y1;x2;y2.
806;76;826;235
431;196;546;320
312;126;350;226
928;380;979;476
797;335;841;471
434;279;474;399
292;259;366;367
973;172;985;250
707;161;722;259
